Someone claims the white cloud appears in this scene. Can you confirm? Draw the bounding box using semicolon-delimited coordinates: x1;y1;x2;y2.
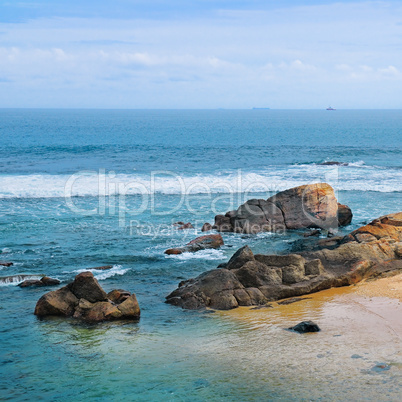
0;2;402;108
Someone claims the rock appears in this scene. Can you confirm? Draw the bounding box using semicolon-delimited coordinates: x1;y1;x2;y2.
166;269;244;310
303;229;321;237
213;183;351;234
226;245;255;270
35;286;78;317
177;222;194;230
91;265;113;270
288;321;320;333
166;212;402;310
165;234;224;255
278;297;310;305
231;199;285;234
201;222;213;232
18;276;60;288
173;221;185;226
212;215;232;232
269;183;338;230
34;271;140;322
318;161;348;166
69;272;107;303
0;261;13;267
337;203;353;226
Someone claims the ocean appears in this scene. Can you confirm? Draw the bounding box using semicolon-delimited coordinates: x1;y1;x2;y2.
0;109;401;400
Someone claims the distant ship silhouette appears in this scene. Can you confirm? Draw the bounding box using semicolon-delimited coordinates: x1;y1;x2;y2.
326;106;336;110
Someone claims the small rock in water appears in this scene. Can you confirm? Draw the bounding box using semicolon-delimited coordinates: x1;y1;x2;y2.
201;222;213;232
0;261;13;267
177;222;194;230
91;265;113;271
371;363;391;372
288;320;320;333
251;304;273;310
303;230;321;238
19;276;60;288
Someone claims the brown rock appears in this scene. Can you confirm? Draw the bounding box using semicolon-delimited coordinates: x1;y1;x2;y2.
213;215;233;232
34;272;140;322
337;203;353;226
177;222;194;230
166;211;402;310
69;272;107;303
91;265;113;271
213;183;351;234
117;294;141;318
226;245;255;270
268;183;338;230
19;276;60;288
34;286;78;317
107;289;131;304
0;261;13;267
201;222;213;232
165;234;224;255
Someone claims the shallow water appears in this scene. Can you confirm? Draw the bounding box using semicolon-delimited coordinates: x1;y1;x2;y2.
0;110;401;400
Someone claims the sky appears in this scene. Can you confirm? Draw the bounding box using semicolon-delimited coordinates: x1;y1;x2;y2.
0;0;402;108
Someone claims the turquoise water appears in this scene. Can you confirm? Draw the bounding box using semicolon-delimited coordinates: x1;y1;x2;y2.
0;110;401;400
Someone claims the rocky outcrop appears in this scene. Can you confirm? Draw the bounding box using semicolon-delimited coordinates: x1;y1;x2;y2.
201;223;213;232
34;272;140;322
166;212;402;310
212;183;352;234
19;276;60;288
165;234;224;255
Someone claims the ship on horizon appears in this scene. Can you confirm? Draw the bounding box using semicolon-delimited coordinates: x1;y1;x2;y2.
326;106;336;110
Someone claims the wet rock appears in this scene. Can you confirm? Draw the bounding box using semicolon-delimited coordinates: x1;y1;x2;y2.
34;272;140;322
91;265;113;270
18;276;60;288
318;161;348;166
337;203;353;226
212;215;232;232
0;261;13;267
214;183;351;234
166;212;402;310
35;286;78;317
303;229;321;237
177;222;194;230
201;222;213;232
69;271;108;303
226;245;255;270
165;234;224;255
288;321;320;333
278;297;311;305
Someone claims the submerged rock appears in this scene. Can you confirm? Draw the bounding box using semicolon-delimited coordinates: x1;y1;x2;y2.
288;321;320;333
166;212;402;310
91;265;113;270
19;276;60;288
177;222;194;230
0;261;13;267
201;222;213;232
213;183;352;234
165;234;224;255
34;272;140;322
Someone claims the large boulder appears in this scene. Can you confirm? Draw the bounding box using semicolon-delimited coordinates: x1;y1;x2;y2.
34;272;140;322
166;212;402;310
213;183;352;234
165;234;224;255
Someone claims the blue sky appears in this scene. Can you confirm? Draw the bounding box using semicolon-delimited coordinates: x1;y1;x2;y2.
0;1;402;108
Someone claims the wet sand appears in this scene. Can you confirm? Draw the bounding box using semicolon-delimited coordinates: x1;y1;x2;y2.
215;274;402;400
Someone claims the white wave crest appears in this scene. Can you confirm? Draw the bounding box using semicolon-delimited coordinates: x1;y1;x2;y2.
0;274;42;286
166;248;226;261
0;166;401;199
70;265;129;281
